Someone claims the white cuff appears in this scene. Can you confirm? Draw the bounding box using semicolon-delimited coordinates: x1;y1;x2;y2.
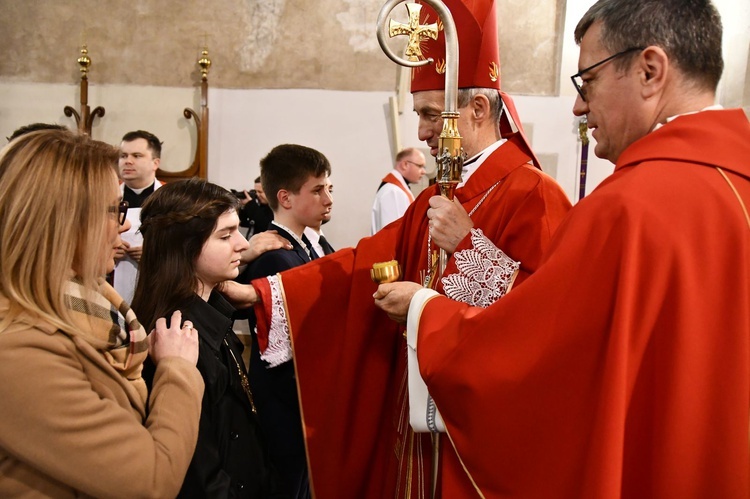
442;228;520;308
406;288;445;433
259;275;293;367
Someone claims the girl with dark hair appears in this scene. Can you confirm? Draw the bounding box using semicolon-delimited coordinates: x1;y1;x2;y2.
133;177;282;498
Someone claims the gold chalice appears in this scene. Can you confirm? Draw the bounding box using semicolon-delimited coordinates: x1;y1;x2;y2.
371;260;402;284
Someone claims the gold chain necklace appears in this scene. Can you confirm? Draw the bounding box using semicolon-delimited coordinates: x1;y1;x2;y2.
223;338;257;414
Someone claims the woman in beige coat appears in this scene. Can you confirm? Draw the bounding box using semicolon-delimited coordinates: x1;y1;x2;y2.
0;129;204;498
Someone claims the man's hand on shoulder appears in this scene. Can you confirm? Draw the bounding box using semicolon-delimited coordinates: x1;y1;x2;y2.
216;280;259;309
427;196;473;253
241;230;293;264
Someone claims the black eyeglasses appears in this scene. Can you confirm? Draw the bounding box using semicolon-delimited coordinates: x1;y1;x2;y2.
570;47;644;102
108;201;129;225
405;160;426;169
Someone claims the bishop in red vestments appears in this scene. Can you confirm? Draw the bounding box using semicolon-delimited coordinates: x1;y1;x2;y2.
376;1;750;497
237;0;572;496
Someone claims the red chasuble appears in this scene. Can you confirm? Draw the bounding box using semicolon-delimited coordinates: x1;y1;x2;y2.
253;133;572;497
415;109;750;498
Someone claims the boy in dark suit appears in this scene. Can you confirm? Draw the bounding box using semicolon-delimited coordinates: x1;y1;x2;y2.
238;144;332;499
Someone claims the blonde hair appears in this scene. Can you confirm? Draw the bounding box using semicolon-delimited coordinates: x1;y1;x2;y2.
0;129;119;334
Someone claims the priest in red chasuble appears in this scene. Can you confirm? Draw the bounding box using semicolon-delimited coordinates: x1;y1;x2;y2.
225;0;571;496
375;0;750;497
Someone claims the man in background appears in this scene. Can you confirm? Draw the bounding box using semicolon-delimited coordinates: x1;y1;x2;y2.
239;176;274;237
371;147;426;233
114;130;163;304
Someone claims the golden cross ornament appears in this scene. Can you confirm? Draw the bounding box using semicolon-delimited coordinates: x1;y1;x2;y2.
388;3;439;61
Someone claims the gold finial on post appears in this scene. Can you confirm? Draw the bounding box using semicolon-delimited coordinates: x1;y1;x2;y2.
198;46;211;81
64;42;105;135
77;45;91;79
160;44;211;181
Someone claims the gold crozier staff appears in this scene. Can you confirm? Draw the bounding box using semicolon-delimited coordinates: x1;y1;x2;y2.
376;2;464;497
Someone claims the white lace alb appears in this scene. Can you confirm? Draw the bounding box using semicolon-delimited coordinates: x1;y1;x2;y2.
441;228;520;308
258;275;292;367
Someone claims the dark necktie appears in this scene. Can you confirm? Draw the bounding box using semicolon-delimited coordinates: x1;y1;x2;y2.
318;235;335;255
301;234;319;260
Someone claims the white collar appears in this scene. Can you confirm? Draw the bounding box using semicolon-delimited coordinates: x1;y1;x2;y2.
303;226;322;244
458;139;507;187
390;169;410;189
652;104;723;131
120;179;160;195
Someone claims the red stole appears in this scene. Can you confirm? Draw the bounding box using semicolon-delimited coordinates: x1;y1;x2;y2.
382;171;415;203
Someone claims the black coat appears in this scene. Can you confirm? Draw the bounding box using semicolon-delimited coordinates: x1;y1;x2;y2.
146;292;284;498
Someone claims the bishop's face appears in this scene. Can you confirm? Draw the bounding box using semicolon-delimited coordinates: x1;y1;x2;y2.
413;90;480;159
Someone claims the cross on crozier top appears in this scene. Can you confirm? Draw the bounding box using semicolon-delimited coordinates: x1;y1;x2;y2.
388;3;439;61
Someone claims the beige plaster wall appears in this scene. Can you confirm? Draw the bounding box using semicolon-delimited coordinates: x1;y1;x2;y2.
0;0;563;94
498;0;566;95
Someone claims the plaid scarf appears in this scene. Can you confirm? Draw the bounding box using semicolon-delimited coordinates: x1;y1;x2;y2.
64;278;149;402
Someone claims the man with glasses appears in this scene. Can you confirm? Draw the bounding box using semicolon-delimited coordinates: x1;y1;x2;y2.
370;147;426;234
375;0;750;496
